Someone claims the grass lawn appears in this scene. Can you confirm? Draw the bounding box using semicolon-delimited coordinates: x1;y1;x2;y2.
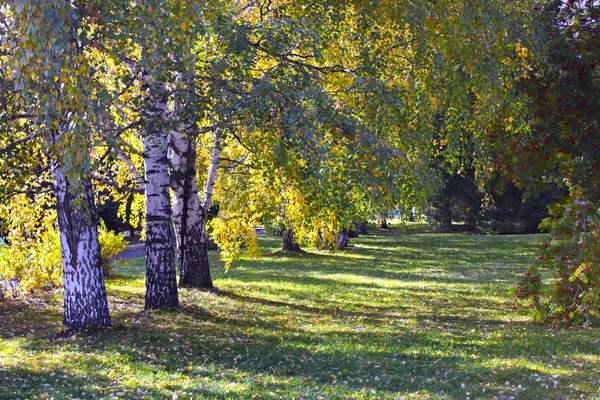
1;227;599;399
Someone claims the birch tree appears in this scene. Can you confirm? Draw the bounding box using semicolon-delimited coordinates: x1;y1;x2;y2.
3;1;112;330
141;75;179;308
170;124;218;289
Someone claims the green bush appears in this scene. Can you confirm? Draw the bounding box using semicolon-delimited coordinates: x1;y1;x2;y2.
0;229;62;297
98;223;128;277
514;198;600;326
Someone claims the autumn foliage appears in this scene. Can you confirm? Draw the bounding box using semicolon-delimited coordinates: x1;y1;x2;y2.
511;1;600;325
515;196;600;325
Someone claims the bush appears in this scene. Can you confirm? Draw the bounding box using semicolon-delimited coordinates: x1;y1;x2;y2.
0;228;62;297
98;223;128;277
513;197;600;327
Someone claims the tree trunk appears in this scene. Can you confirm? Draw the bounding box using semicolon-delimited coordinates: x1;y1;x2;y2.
380;218;389;229
348;226;359;238
315;231;327;250
170;126;213;289
142;79;178;309
336;230;350;250
436;195;453;232
52;162;111;332
355;221;368;235
464;207;478;231
124;194;137;237
282;226;302;253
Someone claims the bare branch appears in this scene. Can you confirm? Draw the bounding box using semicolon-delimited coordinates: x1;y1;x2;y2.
219;152;250;169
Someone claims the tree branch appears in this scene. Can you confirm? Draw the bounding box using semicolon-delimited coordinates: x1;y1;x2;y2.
250;42;358;77
0;132;41;156
219;152;250;169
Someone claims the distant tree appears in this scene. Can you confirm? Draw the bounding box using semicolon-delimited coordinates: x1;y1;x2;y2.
428;169;482;232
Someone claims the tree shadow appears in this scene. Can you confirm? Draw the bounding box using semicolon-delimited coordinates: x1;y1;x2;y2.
3;231;599;398
3;290;599;399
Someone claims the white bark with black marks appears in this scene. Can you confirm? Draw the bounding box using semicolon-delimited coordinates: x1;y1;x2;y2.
202;129;222;211
170;124;213;288
142;78;178;309
53;161;111;331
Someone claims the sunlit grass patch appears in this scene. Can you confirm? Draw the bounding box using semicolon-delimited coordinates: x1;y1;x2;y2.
1;228;599;399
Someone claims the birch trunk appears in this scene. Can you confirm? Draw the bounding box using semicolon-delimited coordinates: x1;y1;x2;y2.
52;161;111;331
142;79;178;309
170;125;213;288
202;129;222;212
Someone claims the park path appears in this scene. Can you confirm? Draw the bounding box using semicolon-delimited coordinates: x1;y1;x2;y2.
114;243;145;260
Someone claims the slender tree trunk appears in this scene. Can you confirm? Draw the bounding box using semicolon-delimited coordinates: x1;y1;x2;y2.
437;195;453;232
142;79;178;309
408;209;416;222
202;129;222;212
196;128;223;277
315;231;327;250
282;226;302;253
52;161;111;331
464;209;477;231
170;125;212;288
124;194;137;237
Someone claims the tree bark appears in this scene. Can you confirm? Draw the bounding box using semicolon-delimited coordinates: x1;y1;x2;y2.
336;230;350;250
355;221;368;235
380;218;389;229
282;226;302;253
142;78;178;309
436;195;453;232
52;161;111;332
170;125;213;289
202;129;222;214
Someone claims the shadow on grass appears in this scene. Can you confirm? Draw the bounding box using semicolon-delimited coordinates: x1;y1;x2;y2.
3;303;597;400
0;297;62;340
3;287;600;400
3;231;599;399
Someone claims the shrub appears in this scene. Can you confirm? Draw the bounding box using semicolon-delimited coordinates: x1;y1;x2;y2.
513;197;600;326
0;228;62;297
98;223;128;277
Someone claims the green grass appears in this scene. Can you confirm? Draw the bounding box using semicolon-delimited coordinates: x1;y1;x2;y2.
2;228;600;399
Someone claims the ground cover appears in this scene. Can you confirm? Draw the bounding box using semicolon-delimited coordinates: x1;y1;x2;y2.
1;228;599;399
